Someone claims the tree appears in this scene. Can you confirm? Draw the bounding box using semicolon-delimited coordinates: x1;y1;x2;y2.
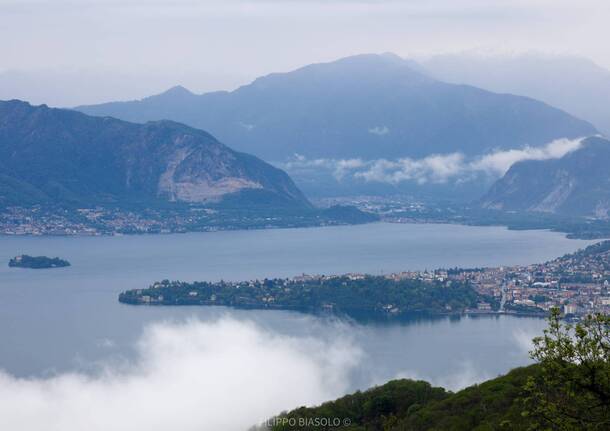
523;308;610;430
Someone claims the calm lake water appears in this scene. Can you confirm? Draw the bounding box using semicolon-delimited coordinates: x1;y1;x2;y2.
0;222;596;390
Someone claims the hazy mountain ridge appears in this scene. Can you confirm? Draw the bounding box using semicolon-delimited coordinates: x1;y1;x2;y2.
481;136;610;217
422;52;610;135
77;54;597;163
0;100;310;208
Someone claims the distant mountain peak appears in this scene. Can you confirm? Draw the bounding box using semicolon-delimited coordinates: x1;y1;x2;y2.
250;53;426;83
299;52;426;76
161;85;194;97
141;85;197;103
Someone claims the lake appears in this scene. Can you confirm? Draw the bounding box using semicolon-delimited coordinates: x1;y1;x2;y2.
0;222;593;378
0;222;596;429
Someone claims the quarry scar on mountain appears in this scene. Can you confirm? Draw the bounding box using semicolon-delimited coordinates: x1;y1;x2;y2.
157;145;264;203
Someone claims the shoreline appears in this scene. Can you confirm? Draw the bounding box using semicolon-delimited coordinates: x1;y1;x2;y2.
118;300;551;321
117;239;610;321
3;217;607;240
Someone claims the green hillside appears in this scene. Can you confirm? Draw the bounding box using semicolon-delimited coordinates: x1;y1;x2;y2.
262;311;610;431
266;366;535;431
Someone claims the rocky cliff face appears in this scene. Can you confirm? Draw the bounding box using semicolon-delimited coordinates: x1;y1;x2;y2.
480;137;610;218
0;100;310;208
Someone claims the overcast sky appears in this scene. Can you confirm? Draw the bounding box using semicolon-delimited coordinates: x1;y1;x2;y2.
1;0;609;105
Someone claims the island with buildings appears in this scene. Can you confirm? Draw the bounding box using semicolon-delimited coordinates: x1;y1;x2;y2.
9;255;71;269
119;241;610;320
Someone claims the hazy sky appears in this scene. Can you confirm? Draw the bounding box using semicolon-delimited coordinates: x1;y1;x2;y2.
1;0;610;105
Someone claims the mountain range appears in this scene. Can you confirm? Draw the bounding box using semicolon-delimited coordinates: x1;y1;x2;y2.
481;136;610;217
77;54;596;163
0;100;309;208
5;54;608;217
422;52;610;136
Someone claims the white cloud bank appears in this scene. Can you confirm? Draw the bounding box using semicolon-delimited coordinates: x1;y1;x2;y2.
284;138;585;185
0;316;543;430
0;318;361;431
470;137;586;175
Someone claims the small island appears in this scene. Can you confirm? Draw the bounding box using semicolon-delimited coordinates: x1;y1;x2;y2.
8;255;71;269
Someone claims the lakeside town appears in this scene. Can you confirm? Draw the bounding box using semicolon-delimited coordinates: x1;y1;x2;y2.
387;240;610;318
3;200;610;240
120;241;610;319
0;206;166;236
0;205;374;236
0;206;279;235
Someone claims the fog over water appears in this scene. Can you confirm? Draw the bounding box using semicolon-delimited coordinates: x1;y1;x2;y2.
0;223;595;430
0;315;547;431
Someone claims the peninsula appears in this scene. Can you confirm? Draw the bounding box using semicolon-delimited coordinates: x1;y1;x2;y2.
118;240;610;320
119;274;497;320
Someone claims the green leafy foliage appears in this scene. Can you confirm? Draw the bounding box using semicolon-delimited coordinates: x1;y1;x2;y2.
523;309;610;430
268;379;448;431
264;366;537;431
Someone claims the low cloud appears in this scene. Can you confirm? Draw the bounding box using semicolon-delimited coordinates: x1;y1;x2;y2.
368;125;390;136
239;122;255;131
0;318;360;431
284;153;365;180
283;138;584;185
356;153;465;184
470;138;585;175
